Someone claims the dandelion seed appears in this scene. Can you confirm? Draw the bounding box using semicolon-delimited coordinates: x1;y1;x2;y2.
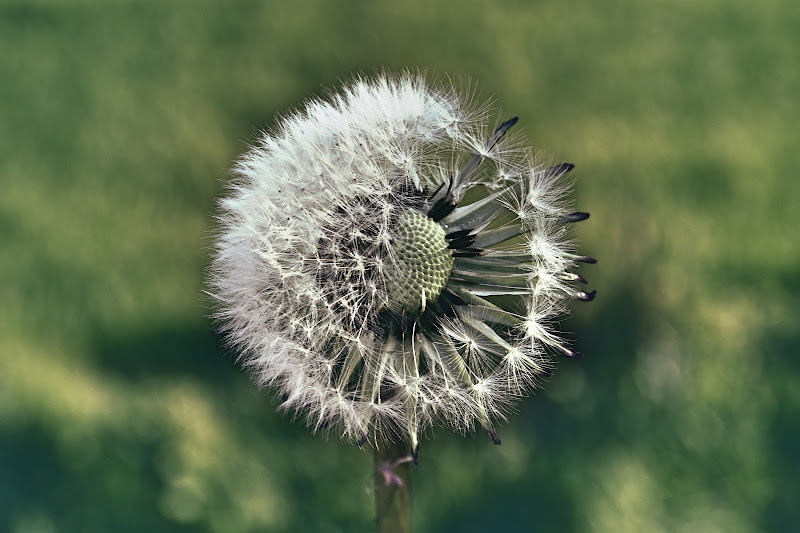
209;73;595;460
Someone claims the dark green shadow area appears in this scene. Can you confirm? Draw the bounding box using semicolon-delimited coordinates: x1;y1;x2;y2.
90;325;235;382
761;316;800;532
0;421;190;533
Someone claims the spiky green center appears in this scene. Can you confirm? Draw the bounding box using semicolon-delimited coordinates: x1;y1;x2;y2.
386;210;453;314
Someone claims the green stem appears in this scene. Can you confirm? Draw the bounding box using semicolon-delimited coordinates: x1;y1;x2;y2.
375;442;412;533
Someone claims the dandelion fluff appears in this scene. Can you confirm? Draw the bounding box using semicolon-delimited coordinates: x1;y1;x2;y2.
209;73;595;460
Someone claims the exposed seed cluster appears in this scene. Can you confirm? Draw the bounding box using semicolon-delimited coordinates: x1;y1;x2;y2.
387;210;453;314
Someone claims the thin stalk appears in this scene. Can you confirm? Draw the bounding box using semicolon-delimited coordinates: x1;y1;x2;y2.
375;442;412;533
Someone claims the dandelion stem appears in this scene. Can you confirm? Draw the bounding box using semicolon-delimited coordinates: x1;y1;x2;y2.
375;442;412;533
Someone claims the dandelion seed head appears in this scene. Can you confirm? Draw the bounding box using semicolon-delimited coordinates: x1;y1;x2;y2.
209;72;595;452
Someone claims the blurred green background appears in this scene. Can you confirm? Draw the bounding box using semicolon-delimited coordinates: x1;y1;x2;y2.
2;0;798;531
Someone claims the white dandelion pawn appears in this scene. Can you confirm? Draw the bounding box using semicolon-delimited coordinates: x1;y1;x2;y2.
209;73;595;463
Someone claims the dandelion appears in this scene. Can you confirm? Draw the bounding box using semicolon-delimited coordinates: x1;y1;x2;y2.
209;73;595;463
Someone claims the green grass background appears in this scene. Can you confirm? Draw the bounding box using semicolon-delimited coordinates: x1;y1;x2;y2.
2;0;798;531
